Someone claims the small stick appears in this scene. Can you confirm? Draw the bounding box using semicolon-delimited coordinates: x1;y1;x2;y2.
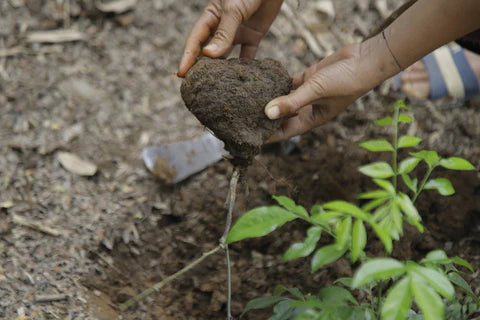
118;167;241;315
366;0;418;39
34;294;68;303
0;46;62;58
63;0;71;28
12;214;65;237
118;245;222;311
280;2;325;59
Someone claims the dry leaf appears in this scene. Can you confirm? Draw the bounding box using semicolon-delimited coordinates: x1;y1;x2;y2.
0;200;14;209
95;0;137;13
26;29;87;43
57;152;97;176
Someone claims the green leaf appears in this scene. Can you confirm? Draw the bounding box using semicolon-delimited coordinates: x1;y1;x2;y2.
410;265;455;300
311;245;347;272
379;215;400;241
398;157;422;174
352;258;406;288
310;204;324;216
318;286;358;305
401;174;418;193
450;257;474;272
393;100;409;110
398;114;412;123
351;219;366;263
359;139;394;152
381;277;412;320
240;296;288;317
227;206;297;243
396;193;421;222
390;202;403;236
283;226;322;261
448;272;480;305
359;162;395;179
439;157;475;171
371;222;393;253
398;136;422;148
358;190;390;199
362;198;389;212
373;179;396;193
323;201;369;220
410;151;440;167
334;277;353;287
424;178;455;196
424;249;448;261
310;211;343;227
294;309;322;320
410;273;444;320
273;285;304;300
270;299;295;319
273;195;309;218
420;250;474;271
376;117;393;126
336;217;352;250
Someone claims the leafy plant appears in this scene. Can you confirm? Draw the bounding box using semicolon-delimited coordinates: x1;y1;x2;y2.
227;101;478;320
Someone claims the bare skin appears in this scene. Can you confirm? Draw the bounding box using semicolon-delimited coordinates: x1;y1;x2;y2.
401;49;480;100
179;0;480;142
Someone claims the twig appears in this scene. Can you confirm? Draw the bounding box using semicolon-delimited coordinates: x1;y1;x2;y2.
118;245;222;311
12;214;65;237
0;46;62;58
280;2;325;59
118;167;241;316
34;294;68;303
63;0;71;28
366;0;418;39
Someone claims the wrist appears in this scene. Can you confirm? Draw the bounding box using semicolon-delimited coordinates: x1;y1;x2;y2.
358;33;403;91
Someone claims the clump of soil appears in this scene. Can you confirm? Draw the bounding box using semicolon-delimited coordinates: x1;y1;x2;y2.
181;57;292;164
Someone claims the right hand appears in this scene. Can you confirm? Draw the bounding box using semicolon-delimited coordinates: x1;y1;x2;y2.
177;0;284;77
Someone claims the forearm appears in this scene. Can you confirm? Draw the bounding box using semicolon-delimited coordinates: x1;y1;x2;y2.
361;0;480;88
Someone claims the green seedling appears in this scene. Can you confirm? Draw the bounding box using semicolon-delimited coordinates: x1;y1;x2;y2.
227;100;478;320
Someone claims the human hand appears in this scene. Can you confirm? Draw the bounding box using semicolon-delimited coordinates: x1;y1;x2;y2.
177;0;284;77
264;41;387;142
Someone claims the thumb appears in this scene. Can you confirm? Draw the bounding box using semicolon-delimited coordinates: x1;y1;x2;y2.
203;12;242;57
264;79;324;120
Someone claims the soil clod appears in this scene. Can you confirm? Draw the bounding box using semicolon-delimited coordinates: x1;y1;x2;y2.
181;57;292;165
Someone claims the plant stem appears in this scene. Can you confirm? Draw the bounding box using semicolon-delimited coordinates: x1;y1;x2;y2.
377;281;383;317
225;245;233;320
221;167;240;320
118;245;222;311
392;106;400;191
412;166;433;203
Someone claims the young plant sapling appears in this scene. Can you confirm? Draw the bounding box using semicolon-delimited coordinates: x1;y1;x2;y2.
227;100;478;320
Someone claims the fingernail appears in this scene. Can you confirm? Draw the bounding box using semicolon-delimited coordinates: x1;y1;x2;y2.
204;43;218;53
265;105;280;120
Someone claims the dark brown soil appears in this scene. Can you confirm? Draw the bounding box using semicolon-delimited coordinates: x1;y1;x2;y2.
181;57;292;165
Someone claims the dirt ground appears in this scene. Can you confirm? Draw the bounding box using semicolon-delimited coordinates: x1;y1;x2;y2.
1;0;479;319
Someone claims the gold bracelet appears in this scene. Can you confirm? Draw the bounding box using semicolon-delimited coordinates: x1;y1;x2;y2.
382;30;402;70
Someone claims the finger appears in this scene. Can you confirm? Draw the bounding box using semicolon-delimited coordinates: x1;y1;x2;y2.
264;78;324;120
267;106;316;142
400;70;429;82
203;8;243;57
267;101;341;143
292;72;304;89
178;8;220;77
240;44;258;58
